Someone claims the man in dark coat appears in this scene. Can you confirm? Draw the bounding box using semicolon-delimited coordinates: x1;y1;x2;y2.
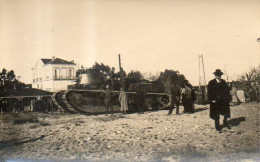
208;69;232;131
136;87;145;114
181;81;193;113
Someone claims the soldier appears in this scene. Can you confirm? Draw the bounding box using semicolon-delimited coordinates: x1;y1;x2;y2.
110;67;115;90
34;96;47;113
136;87;145;114
105;85;113;116
181;82;193;113
189;83;196;113
167;85;181;115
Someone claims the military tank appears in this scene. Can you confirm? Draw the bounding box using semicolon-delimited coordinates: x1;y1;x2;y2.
51;69;168;114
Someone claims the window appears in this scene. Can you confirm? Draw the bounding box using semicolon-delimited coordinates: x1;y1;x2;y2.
61;68;67;79
54;68;60;79
68;69;73;78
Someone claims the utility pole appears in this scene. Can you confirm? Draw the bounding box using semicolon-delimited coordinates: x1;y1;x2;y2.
199;54;201;89
118;54;122;71
201;54;207;93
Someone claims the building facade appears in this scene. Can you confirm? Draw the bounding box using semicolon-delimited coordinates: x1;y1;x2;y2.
32;57;77;92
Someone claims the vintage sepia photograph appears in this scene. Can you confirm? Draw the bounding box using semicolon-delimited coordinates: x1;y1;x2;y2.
0;0;259;161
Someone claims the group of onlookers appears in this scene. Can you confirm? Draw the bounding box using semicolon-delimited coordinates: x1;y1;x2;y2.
104;77;198;116
0;97;52;114
104;85;146;116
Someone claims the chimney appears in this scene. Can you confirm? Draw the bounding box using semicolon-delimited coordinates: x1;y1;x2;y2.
52;56;55;61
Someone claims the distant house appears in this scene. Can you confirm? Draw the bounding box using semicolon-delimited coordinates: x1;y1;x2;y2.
32;56;77;92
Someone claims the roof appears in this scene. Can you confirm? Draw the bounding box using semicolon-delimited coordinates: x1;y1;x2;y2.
41;59;52;64
41;58;76;65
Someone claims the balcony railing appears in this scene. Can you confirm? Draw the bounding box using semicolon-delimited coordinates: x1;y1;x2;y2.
53;76;76;80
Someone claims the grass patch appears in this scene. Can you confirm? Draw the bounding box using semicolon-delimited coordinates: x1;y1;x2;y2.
95;114;127;122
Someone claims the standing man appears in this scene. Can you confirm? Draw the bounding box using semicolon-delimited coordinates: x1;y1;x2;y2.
189;83;196;113
105;85;113;116
230;83;239;105
110;67;115;90
167;85;181;115
181;82;193;113
208;69;232;131
136;87;145;114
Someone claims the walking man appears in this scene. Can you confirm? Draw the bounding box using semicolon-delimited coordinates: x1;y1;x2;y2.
208;69;232;131
105;85;113;116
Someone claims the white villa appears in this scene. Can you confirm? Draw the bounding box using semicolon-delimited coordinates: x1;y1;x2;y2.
32;57;77;92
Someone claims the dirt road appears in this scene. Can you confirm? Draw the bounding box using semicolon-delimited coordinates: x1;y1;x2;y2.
0;102;259;161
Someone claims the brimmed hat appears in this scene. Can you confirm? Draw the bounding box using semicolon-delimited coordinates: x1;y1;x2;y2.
213;69;223;76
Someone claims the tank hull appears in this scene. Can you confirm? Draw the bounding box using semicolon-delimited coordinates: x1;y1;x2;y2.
51;89;167;114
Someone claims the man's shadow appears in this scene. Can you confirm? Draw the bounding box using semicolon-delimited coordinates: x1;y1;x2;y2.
0;135;46;150
221;117;246;129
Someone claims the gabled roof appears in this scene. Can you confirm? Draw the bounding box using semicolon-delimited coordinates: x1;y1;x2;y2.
41;59;52;64
41;58;76;65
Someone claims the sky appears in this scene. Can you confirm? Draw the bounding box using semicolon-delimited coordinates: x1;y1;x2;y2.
0;0;259;86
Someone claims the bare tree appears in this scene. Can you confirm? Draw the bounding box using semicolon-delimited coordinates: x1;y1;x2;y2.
238;65;260;102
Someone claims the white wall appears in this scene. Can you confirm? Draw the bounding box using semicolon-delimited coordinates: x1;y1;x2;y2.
53;80;76;92
32;59;77;92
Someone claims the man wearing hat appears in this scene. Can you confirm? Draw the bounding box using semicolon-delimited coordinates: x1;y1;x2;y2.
208;69;232;131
